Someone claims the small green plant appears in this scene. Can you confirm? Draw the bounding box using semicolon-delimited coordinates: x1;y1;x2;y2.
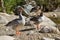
4;0;25;14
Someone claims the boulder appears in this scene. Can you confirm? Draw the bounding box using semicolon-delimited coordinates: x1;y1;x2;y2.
0;36;15;40
0;13;18;24
54;7;60;12
55;37;60;40
41;37;55;40
39;25;60;33
0;15;8;24
0;25;15;35
40;15;56;26
0;13;10;16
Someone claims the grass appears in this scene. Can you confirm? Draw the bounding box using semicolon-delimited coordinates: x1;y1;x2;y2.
49;17;60;24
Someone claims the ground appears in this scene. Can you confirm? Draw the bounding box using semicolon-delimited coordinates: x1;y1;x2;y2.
0;12;60;40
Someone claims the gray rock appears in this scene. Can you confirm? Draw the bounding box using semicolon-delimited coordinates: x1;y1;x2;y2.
54;7;60;12
41;37;55;40
0;25;15;35
40;15;56;26
40;25;60;33
0;36;15;40
55;37;60;40
40;26;52;33
0;15;8;24
0;13;18;25
23;4;33;14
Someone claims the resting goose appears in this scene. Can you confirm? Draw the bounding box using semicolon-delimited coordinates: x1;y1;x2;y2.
5;6;25;36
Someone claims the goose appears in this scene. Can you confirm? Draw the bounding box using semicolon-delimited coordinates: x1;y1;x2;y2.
30;6;44;30
5;6;25;36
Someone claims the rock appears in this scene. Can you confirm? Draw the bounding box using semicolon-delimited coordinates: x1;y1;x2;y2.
0;25;15;35
40;26;52;33
40;15;56;26
23;4;33;14
0;13;10;16
54;7;60;12
0;15;8;24
0;36;15;40
0;13;18;24
41;37;55;40
51;13;57;18
55;37;60;40
39;25;60;33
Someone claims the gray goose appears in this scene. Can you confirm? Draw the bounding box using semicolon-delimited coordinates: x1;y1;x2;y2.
5;6;25;36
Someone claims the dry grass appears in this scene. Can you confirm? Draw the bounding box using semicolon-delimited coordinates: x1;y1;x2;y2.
49;17;60;24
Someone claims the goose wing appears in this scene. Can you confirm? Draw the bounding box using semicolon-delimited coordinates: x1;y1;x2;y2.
5;19;22;27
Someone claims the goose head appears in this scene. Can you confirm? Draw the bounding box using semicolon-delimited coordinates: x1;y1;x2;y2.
17;6;23;14
16;6;24;20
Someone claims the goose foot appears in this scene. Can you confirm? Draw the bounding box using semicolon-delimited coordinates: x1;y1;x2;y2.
15;26;21;36
16;31;21;36
36;24;41;30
